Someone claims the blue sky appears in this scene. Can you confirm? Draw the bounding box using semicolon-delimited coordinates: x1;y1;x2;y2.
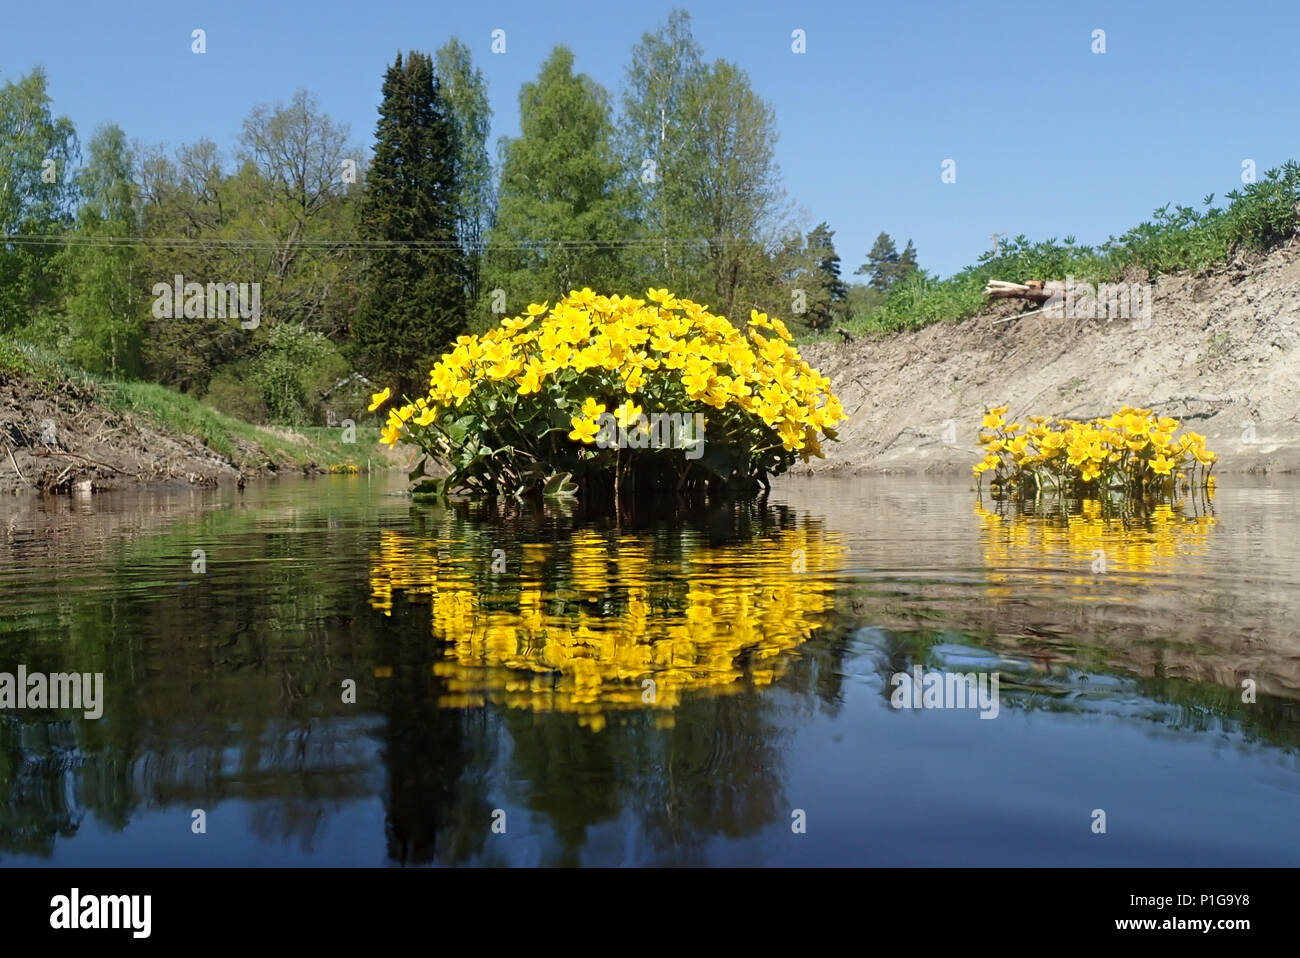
2;0;1297;278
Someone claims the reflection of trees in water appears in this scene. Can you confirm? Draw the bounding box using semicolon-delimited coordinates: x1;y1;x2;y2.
0;718;85;857
494;685;792;866
0;514;388;859
371;497;854;864
0;492;862;864
843;621;1300;754
373;600;498;866
489;627;857;866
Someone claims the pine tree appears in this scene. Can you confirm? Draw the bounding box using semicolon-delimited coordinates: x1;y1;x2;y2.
856;232;899;293
353;52;467;399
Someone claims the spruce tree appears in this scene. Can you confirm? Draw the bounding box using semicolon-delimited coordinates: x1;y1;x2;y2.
799;222;846;330
353;52;467;400
897;239;919;280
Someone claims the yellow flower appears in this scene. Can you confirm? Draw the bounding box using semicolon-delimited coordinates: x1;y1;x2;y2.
380;422;403;447
580;397;607;420
368;387;391;412
517;362;544;395
1149;454;1175;475
568;417;599;443
615;399;643;428
682;366;712;395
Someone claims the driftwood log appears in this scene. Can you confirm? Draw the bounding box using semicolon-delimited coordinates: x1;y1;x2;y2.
983;279;1053;304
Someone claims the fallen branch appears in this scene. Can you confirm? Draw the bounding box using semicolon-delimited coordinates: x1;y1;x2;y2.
994;305;1051;324
983;279;1053;304
35;448;135;476
3;441;31;486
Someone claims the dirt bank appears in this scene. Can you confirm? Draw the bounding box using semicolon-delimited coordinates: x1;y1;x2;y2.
0;373;256;497
793;243;1300;476
0;370;401;498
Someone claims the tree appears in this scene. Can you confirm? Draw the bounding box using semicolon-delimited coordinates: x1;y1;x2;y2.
62;124;143;375
857;232;898;292
135;138;260;392
682;58;788;320
435;39;494;305
353;52;467;399
898;238;919;278
856;232;919;292
237;88;360;338
0;68;79;332
620;9;706;290
798;222;847;330
485;46;634;311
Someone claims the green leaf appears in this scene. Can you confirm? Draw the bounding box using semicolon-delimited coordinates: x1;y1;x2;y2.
541;471;578;498
447;415;477;445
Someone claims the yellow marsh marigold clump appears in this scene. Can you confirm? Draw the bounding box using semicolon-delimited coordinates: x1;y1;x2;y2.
370;288;845;501
973;405;1217;499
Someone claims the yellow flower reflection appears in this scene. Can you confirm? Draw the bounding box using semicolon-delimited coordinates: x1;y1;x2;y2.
369;520;844;730
975;498;1216;598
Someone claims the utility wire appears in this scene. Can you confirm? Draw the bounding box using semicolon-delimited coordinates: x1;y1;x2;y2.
3;234;755;251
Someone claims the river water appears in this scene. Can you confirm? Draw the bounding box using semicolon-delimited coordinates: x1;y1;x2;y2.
1;474;1297;865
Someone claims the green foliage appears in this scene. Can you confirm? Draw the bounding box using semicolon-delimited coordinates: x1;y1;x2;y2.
0;68;79;333
353;51;467;398
202;363;270;424
484;46;636;313
60;124;145;377
107;380;383;470
248;323;348;425
0;338;33;377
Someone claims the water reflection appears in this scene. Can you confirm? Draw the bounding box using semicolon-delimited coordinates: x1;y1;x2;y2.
976;497;1217;594
368;502;845;729
0;477;1298;865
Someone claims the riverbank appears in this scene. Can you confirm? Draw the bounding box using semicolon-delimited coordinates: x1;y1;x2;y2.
792;242;1300;476
0;351;400;497
5;241;1298;497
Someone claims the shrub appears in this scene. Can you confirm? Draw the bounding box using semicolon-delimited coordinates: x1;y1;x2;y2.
372;288;845;501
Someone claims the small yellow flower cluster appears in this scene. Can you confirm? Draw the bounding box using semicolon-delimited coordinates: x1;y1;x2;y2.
973;405;1217;491
367;520;844;728
371;288;844;460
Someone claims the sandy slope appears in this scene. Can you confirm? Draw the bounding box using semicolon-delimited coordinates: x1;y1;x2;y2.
793;243;1300;476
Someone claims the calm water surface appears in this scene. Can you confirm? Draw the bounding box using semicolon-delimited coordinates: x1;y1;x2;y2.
1;474;1298;865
